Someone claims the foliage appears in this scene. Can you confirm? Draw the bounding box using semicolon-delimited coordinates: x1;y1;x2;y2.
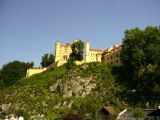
47;112;58;120
70;40;84;61
0;79;5;90
133;108;146;120
41;53;55;67
15;109;30;120
121;26;160;105
63;113;84;120
0;61;34;87
65;58;76;70
65;40;84;69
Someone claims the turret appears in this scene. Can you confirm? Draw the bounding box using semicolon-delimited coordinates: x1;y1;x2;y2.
85;41;90;63
55;41;61;62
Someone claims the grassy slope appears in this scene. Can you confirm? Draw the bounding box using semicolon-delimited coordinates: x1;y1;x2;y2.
0;66;67;119
0;63;125;119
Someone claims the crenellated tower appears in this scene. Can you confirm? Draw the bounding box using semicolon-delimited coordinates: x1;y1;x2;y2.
55;41;72;66
85;42;90;63
55;41;61;62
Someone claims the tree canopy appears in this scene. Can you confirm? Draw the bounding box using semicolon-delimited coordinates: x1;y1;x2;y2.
41;53;55;67
69;40;84;61
121;26;160;74
0;61;34;88
121;26;160;105
65;40;84;69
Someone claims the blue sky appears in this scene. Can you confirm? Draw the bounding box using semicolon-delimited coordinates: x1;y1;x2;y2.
0;0;160;68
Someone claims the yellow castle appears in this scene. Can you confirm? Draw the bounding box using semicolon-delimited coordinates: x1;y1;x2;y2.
55;40;105;66
102;44;122;66
55;40;122;66
26;40;122;77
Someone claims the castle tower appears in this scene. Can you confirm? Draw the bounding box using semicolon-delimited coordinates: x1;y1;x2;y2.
55;41;61;62
85;42;90;63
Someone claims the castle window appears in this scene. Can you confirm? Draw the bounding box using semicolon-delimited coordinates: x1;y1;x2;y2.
116;53;119;58
64;50;67;55
116;59;119;63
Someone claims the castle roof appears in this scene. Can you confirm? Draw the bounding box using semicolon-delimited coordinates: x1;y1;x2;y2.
102;44;122;55
89;48;104;52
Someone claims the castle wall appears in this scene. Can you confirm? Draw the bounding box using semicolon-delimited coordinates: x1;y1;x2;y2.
26;68;47;78
85;42;90;63
102;45;122;66
87;49;103;63
55;41;72;63
84;42;104;63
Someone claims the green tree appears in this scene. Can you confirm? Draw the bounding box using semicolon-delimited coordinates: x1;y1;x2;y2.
70;40;84;61
0;79;5;90
121;28;144;89
121;26;160;105
41;53;55;67
0;69;5;90
121;26;160;87
0;61;34;87
65;58;76;69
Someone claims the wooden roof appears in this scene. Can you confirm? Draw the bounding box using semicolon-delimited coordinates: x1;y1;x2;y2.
101;106;115;114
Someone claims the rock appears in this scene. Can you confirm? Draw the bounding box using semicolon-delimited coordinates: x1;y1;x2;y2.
1;103;11;111
54;103;61;109
49;81;59;92
67;101;73;108
63;90;72;98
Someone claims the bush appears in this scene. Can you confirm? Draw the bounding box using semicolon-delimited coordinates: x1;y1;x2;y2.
64;113;84;120
15;109;30;120
65;58;76;70
133;108;146;120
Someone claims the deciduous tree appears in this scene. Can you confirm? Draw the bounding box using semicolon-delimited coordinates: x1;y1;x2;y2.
70;40;84;61
121;26;160;104
41;53;55;67
0;61;34;87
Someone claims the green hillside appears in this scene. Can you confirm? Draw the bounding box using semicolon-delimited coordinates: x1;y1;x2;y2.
0;63;124;120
